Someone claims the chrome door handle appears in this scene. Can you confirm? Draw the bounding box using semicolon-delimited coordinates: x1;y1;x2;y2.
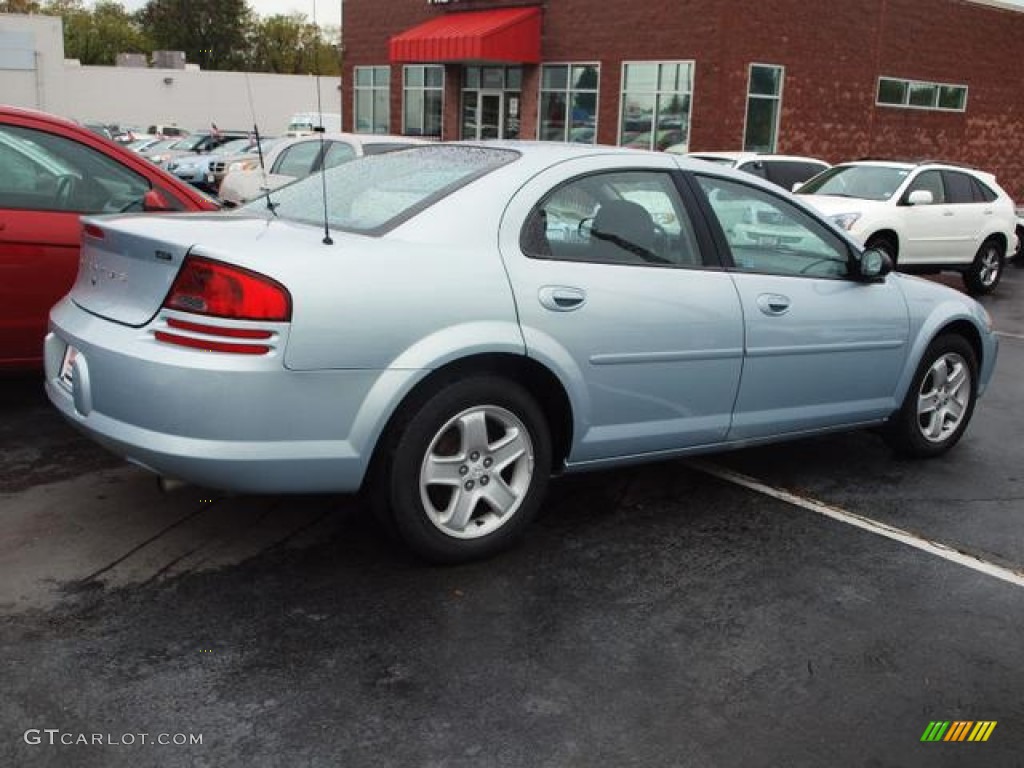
756;293;791;315
538;285;586;311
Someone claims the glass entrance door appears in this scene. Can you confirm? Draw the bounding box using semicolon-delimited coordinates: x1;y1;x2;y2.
479;92;502;139
462;90;520;140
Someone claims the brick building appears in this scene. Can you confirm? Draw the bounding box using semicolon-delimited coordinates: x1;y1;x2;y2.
341;0;1024;198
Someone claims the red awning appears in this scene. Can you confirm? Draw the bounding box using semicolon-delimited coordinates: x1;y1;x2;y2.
390;7;542;64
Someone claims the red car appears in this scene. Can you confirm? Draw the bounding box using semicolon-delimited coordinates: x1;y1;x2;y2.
0;106;219;370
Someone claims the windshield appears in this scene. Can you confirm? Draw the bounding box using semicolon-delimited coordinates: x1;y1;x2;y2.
240;145;518;234
287;122;315;133
797;165;910;201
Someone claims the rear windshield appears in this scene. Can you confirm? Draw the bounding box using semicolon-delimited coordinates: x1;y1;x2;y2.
243;145;518;234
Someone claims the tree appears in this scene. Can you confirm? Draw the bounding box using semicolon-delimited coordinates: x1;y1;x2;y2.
138;0;253;71
44;0;150;66
248;13;340;75
0;0;42;12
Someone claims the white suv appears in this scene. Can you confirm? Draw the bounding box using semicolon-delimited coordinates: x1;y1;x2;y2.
797;160;1016;294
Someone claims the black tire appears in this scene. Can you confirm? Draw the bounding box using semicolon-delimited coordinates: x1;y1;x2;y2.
377;376;551;564
883;334;978;458
963;238;1004;295
865;234;897;266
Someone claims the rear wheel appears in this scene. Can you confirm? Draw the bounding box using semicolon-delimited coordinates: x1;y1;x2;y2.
963;238;1004;295
883;334;977;458
378;376;551;564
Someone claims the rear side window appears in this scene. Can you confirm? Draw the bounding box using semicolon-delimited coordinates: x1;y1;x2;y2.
521;170;704;268
248;145;518;234
942;171;976;204
970;176;997;203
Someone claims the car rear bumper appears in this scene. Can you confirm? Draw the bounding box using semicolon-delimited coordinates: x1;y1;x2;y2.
45;298;418;494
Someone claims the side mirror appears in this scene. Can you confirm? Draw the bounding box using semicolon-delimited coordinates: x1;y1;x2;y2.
791;181;804;192
907;189;933;206
142;189;173;212
859;247;894;280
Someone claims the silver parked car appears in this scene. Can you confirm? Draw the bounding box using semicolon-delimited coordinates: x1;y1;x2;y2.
46;143;998;563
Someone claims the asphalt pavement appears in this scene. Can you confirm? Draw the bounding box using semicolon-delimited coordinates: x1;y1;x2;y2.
2;266;1023;767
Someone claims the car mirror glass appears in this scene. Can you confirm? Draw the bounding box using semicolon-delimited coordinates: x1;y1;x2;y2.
860;247;892;279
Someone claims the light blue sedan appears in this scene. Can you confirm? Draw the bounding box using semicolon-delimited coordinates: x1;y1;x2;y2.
45;143;998;563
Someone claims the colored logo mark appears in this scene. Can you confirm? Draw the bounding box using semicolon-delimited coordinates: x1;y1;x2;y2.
921;721;997;742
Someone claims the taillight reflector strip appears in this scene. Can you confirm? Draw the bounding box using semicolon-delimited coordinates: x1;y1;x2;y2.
162;256;291;321
165;317;273;339
154;331;270;355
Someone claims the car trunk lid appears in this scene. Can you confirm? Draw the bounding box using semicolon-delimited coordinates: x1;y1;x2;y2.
71;212;291;326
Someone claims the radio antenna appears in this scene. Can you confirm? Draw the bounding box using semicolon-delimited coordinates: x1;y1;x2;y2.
313;0;333;245
244;71;275;214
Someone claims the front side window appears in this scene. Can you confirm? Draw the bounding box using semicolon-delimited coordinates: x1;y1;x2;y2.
0;124;150;213
539;64;599;143
618;61;693;152
744;64;783;153
402;65;443;138
697;175;850;278
354;66;391;134
521;171;702;267
904;170;946;204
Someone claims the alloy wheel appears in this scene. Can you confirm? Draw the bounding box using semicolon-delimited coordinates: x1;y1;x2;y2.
916;352;971;443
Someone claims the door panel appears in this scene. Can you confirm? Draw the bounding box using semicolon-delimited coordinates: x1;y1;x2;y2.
0;209;80;365
691;173;910;438
498;155;744;463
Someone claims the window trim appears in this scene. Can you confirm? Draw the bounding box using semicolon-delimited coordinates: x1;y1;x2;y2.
617;60;695;152
876;76;968;113
742;63;784;153
537;61;601;144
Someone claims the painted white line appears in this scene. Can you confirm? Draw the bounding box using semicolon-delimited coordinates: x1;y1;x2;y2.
995;330;1024;342
688;460;1024;589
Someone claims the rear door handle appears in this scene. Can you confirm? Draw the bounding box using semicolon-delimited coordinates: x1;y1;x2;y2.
756;293;791;316
538;286;586;311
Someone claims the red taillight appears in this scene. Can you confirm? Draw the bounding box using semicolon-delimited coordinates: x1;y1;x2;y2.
162;256;291;321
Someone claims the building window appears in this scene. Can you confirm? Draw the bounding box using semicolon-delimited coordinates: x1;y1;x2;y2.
354;66;390;134
539;63;599;144
744;64;783;153
877;77;968;112
618;62;693;152
402;65;443;138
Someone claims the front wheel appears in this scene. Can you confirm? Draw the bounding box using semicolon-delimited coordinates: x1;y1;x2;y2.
883;335;978;458
963;238;1004;295
380;377;551;564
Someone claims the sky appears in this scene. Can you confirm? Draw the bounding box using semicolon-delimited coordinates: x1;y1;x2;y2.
107;0;343;24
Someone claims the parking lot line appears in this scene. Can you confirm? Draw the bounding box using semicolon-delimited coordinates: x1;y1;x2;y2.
996;330;1024;342
688;460;1024;589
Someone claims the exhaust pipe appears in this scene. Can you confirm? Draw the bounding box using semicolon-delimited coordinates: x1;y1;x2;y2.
157;476;188;494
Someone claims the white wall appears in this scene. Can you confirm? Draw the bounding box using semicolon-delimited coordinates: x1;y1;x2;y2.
0;14;67;112
64;65;340;135
1;14;341;136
